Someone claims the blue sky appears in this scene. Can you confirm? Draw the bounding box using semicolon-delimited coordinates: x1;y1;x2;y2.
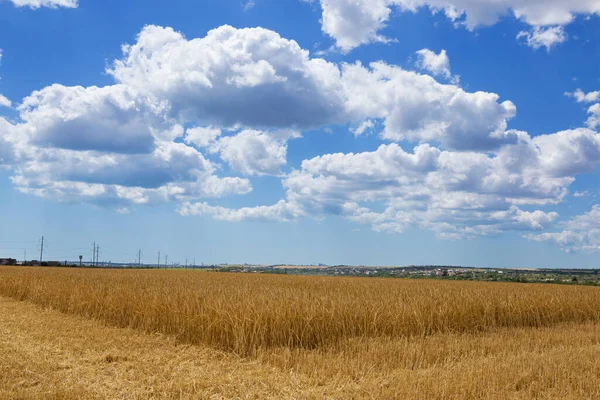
1;0;600;267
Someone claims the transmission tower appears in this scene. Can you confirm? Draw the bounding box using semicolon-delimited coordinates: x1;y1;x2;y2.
39;236;44;263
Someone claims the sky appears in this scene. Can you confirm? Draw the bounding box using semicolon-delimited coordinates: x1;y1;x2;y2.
1;0;600;268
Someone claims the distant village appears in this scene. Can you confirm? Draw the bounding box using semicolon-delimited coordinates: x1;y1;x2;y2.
196;264;600;286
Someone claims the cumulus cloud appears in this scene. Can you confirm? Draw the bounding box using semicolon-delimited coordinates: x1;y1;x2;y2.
309;0;596;51
183;127;600;238
528;205;600;252
1;23;598;243
0;118;16;166
0;29;275;206
517;26;567;51
105;25;516;153
352;119;375;137
565;88;600;104
17;84;162;154
415;49;452;80
532;128;600;176
343;61;516;151
10;0;77;8
185;126;222;148
211;129;297;176
565;89;600;130
178;200;303;222
0;95;11;108
0;25;547;213
6;128;253;205
107;25;347;130
316;0;402;52
586;104;600;130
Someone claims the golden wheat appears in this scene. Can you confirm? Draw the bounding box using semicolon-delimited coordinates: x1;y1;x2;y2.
1;267;600;355
3;266;600;398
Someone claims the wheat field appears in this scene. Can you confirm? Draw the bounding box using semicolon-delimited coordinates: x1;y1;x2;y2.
1;266;600;399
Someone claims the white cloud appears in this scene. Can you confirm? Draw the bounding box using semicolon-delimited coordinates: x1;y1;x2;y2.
0;95;11;108
566;88;600;103
10;0;78;8
573;191;588;197
309;0;596;51
317;0;401;52
211;129;295;176
1;23;599;243
178;200;303;222
108;25;347;130
343;61;516;151
517;26;567;51
0;118;16;166
185;126;222;148
192;127;600;238
0;70;254;205
8;137;253;204
17;84;163;154
532;128;600;176
106;25;516;153
415;49;452;79
586;104;600;130
0;24;542;217
528;205;600;252
352;119;375;136
565;90;600;130
286;136;575;208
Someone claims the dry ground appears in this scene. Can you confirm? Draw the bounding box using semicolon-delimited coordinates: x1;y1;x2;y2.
2;267;600;399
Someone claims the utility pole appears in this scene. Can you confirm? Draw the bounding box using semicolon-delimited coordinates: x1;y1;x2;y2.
92;242;96;266
23;249;26;265
157;251;160;268
96;245;100;267
138;249;142;267
39;236;44;263
165;254;168;266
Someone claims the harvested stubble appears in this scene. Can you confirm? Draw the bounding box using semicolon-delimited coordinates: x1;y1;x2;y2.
1;267;600;356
